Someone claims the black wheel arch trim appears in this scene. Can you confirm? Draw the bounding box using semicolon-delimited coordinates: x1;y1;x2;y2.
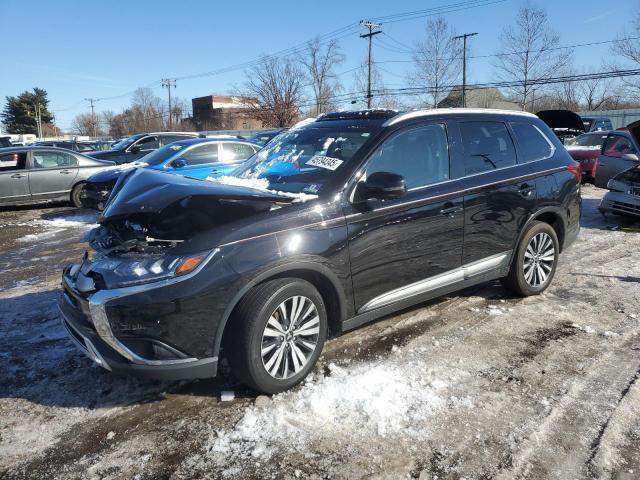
512;206;566;259
212;261;348;359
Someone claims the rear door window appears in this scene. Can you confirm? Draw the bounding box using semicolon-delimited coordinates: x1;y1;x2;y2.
510;122;554;163
221;143;258;161
32;151;78;168
603;135;637;157
459;121;517;175
181;144;220;165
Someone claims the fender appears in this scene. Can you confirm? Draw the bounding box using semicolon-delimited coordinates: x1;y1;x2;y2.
212;260;349;358
510;205;567;261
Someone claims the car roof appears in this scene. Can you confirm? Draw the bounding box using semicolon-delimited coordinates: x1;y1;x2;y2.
0;146;88;153
166;137;261;148
313;108;537;128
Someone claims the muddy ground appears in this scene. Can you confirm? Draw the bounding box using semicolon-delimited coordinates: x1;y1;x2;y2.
1;184;639;480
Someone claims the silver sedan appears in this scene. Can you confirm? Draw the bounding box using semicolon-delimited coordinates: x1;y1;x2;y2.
0;146;115;208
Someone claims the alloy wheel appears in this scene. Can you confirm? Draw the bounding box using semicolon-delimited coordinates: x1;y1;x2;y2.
523;232;555;287
260;295;320;379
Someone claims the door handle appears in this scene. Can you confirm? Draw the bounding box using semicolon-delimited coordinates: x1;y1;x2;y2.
59;170;72;174
11;173;26;179
440;204;463;216
518;183;536;197
210;169;220;174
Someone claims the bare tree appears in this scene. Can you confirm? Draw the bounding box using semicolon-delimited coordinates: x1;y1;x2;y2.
494;5;571;111
240;56;305;127
298;38;344;115
611;11;640;99
71;113;98;136
410;17;462;108
580;70;617;111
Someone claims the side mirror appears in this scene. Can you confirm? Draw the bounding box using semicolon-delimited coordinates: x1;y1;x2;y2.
355;171;407;201
128;145;141;154
622;153;639;162
172;158;188;168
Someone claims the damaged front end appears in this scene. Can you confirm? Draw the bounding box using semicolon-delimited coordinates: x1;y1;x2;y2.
77;168;296;290
59;168;300;378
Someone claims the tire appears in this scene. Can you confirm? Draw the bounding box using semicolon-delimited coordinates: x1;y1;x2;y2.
226;278;328;394
70;183;86;208
501;221;559;297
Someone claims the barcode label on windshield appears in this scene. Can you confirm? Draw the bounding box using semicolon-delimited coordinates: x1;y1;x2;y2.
306;155;343;171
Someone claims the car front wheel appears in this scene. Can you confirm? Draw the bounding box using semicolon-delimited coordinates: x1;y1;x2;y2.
501;221;559;296
227;278;327;394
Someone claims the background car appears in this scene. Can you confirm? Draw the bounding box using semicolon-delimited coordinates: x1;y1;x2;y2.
599;164;640;218
89;132;200;164
35;141;97;154
581;116;613;132
594;125;640;188
564;131;610;181
246;129;286;146
536;109;586;144
81;138;260;210
0;146;115;207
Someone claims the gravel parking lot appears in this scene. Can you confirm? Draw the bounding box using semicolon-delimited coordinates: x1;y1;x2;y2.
1;184;640;480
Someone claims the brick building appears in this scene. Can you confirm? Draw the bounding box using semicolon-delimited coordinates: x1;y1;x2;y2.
191;95;263;131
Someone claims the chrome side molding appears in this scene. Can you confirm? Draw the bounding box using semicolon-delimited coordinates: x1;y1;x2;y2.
358;252;510;313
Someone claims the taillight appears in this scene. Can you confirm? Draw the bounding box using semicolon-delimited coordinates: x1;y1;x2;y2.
567;161;582;183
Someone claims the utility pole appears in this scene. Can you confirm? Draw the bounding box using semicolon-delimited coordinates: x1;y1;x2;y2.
34;103;42;139
84;98;98;137
453;32;478;108
162;79;177;129
360;20;382;109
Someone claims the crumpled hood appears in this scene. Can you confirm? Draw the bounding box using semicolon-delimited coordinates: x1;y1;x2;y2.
99;168;296;223
536;110;586;132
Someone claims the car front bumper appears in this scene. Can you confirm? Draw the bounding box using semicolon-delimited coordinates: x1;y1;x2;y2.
599;191;640;218
57;252;238;380
80;186;110;210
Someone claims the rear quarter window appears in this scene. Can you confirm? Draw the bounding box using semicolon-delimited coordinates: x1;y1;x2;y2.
510;122;554;163
459;121;517;175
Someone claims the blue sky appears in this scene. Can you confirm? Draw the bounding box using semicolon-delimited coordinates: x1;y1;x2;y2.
1;0;637;131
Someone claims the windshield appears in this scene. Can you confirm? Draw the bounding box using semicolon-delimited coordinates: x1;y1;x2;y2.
231;126;373;194
111;135;142;150
565;133;608;147
582;118;594;131
142;143;186;165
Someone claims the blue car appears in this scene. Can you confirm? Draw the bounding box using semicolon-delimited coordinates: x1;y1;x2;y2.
81;137;260;210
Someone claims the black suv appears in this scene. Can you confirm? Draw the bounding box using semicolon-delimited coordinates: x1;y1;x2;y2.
89;132;200;164
59;109;581;393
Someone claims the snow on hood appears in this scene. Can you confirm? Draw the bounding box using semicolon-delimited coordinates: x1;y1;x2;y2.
206;176;319;203
105;160;148;172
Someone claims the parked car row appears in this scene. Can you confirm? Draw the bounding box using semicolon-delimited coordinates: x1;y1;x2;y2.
81;137;260;210
58;108;582;393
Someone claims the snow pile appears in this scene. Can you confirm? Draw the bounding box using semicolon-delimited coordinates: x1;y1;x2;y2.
18;213;97;243
205;176;318;203
205;352;467;464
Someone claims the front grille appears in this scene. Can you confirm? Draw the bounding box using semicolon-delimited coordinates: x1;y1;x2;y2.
612;201;640;216
630;187;640;197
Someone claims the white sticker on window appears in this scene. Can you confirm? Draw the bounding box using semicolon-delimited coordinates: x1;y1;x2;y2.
306;155;343;171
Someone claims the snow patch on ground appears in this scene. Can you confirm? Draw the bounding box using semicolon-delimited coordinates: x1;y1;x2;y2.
204;349;469;464
17;213;97;243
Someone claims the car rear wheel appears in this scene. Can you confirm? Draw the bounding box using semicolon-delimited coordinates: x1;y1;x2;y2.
501;221;559;297
227;278;327;394
70;183;86;208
